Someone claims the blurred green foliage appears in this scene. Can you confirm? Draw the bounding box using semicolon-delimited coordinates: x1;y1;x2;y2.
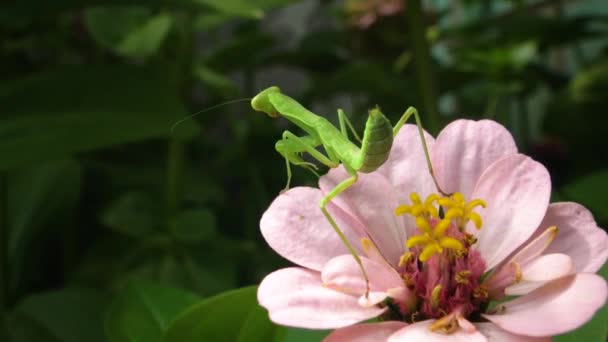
0;0;607;341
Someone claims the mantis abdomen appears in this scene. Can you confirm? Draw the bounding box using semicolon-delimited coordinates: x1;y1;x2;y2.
357;108;394;173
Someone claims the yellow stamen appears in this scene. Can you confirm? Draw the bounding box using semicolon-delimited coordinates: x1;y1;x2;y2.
394;205;411;216
433;218;451;237
431;285;443;308
406;235;431;249
455;270;472;284
445;208;464;219
424;193;440;206
420;244;442;262
415;217;432;234
513;262;522;284
452;192;465;203
473;285;489;299
466;199;486;210
467;212;483;230
398;252;413;267
410;192;422;203
439;237;463;251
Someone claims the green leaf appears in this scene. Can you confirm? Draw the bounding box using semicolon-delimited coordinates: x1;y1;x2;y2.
101;192;161;238
274;327;330;342
8;160;81;291
13;289;110;342
554;264;608;342
118;13;173;58
105;280;200;342
0;65;198;170
192;0;295;19
194;65;240;98
163;286;271;341
85;7;173;58
562;170;608;222
171;208;217;243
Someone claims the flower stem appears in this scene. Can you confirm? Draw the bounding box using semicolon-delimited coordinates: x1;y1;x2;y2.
167;139;184;219
0;174;7;315
407;0;440;134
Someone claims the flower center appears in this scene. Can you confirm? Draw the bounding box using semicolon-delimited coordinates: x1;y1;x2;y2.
389;192;488;327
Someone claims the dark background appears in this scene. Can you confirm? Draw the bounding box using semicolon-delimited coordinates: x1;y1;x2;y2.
1;0;607;341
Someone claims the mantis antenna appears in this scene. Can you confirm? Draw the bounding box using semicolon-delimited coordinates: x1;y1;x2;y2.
170;98;253;134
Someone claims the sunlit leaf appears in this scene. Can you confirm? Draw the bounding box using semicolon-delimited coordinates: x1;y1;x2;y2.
86;7;173;58
192;0;295;19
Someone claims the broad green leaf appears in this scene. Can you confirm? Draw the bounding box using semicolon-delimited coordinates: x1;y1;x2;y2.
237;300;281;342
86;7;173;58
554;264;608;342
13;289;110;342
562;170;608;222
274;327;330;342
171;208;217;243
4;311;60;342
118;13;172;58
192;0;295;19
0;65;198;170
163;286;268;341
101;192;161;238
8;160;81;291
194;65;240;98
105;280;200;342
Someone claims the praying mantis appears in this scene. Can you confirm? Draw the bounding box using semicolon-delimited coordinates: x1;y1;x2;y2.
251;86;444;295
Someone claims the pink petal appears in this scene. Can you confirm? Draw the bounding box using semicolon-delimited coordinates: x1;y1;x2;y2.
483;274;608;336
505;253;574;296
472;154;551;269
322;255;404;296
258;267;385;329
475;323;551;341
376;124;437;204
540;202;608;273
431;120;517;198
319;169;406;266
260;187;362;271
324;321;407;342
505;226;559;266
520;253;574;282
387;320;487;341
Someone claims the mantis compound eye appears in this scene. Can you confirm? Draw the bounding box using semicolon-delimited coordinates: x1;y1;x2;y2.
251;86;282;117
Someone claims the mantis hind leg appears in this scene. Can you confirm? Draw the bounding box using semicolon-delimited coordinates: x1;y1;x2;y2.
277;131;339;191
319;169;371;297
393;107;448;195
337;109;362;143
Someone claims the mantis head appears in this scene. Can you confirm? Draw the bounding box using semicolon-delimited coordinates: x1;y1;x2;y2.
251;86;281;118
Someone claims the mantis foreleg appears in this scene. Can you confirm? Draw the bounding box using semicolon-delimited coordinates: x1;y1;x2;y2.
278;131;338;191
393;107;447;196
319;170;371;297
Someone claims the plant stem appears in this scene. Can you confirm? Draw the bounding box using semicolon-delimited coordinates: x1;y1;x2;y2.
407;0;440;134
167;139;184;219
0;174;7;315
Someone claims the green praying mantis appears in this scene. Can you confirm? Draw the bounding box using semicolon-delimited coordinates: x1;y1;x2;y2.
251;86;445;295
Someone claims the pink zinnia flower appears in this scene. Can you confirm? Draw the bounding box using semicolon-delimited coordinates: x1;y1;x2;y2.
257;119;608;341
